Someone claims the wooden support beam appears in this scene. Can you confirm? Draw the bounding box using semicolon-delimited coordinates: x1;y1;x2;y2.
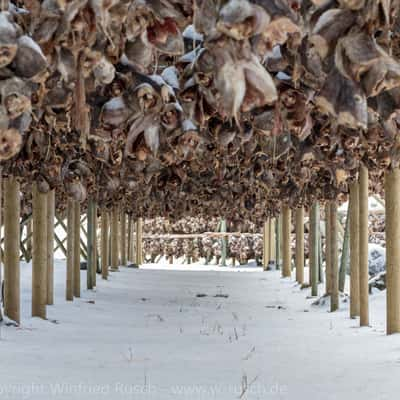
263;220;269;270
32;182;48;318
325;203;332;294
66;199;74;301
57;216;87;259
127;214;132;262
282;206;291;278
4;177;20;323
295;207;304;284
80;215;88;237
46;190;55;305
0;174;2;322
275;214;281;270
359;165;369;326
330;201;339;312
26;219;32;261
339;206;350;293
101;209;109;279
385;168;400;334
73;201;81;297
220;219;227;267
136;217;143;266
268;218;275;263
87;198;96;289
54;231;67;257
318;223;324;284
310;202;319;296
110;206;119;271
120;210;127;267
94;206;99;274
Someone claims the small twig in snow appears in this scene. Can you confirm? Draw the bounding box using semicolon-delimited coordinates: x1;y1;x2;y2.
239;373;258;399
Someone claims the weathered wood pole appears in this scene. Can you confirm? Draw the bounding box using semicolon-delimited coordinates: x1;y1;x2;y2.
87;198;96;289
325;203;332;294
385;168;400;334
120;211;127;267
269;218;275;263
359;165;369;326
263;219;269;271
318;224;324;284
101;209;109;279
46;190;55;305
275;214;281;269
66;199;74;301
330;201;339;312
4;177;20;323
73;201;81;297
110;206;119;270
127;214;133;262
136;217;143;266
26;219;33;262
131;215;136;263
295;207;304;284
339;207;350;293
0;174;2;322
282;205;291;278
94;206;99;276
32;182;48;318
220;219;227;266
349;182;360;318
310;202;319;296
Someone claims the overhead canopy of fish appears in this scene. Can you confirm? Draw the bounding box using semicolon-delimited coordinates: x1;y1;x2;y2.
0;0;399;220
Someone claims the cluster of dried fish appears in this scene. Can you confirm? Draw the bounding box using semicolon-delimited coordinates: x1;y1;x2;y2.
143;216;220;234
369;213;385;246
1;1;400;220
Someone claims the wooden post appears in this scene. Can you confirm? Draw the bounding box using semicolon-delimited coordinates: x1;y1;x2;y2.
87;198;96;289
325;203;332;294
131;215;136;263
275;214;281;269
339;207;350;293
220;219;227;266
94;206;99;275
4;176;20;323
282;205;291;278
66;199;74;301
101;209;109;279
73;201;81;297
310;202;319;296
136;217;143;266
318;223;324;283
120;210;127;267
330;201;339;312
263;220;269;270
385;168;400;334
127;214;133;262
359;165;369;326
32;182;48;318
26;219;32;262
349;181;360;318
46;190;55;305
0;174;2;322
295;207;304;284
269;218;275;263
111;206;119;270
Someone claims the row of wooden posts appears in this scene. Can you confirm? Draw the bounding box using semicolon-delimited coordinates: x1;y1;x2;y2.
2;167;400;336
1;177;144;324
262;166;400;336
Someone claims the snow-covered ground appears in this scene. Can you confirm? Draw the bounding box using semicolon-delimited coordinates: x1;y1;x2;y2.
0;261;398;400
